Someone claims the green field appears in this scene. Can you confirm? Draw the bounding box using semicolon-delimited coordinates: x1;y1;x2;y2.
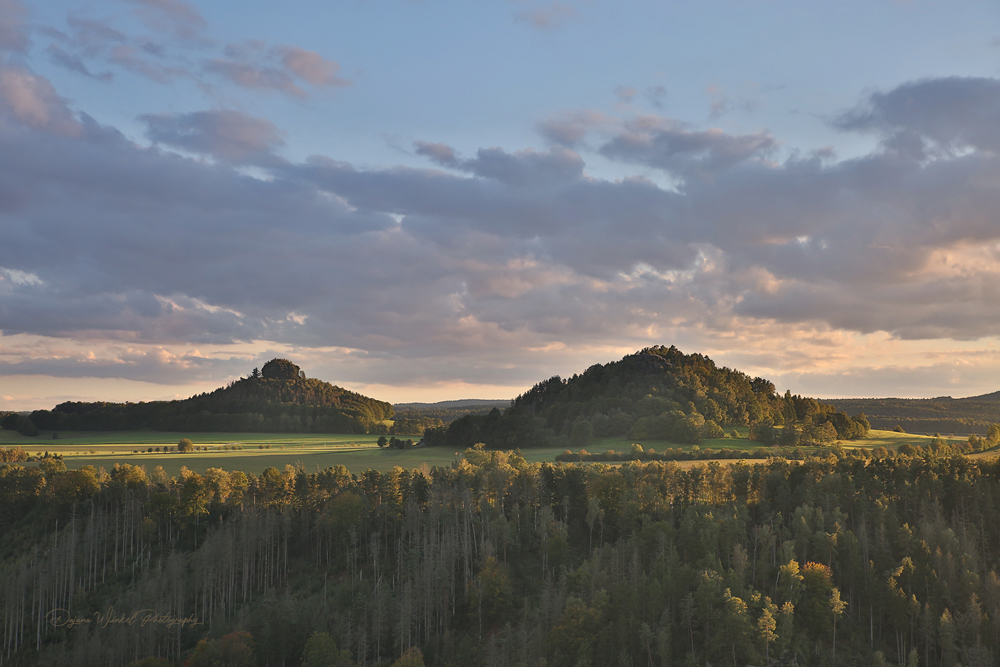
0;431;415;476
0;427;972;477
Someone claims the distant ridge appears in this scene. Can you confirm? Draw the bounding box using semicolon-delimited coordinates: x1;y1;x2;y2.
392;399;512;425
827;390;1000;434
394;399;511;409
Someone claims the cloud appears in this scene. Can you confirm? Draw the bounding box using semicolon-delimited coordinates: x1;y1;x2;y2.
47;45;114;82
0;336;260;384
413;141;460;168
40;17;173;83
614;85;636;104
6;74;1000;397
0;0;30;53
277;46;349;87
514;2;577;30
644;85;667;108
412;141;585;187
109;44;188;83
141;109;285;162
464;146;585;187
834;76;1000;154
537;110;614;147
207;44;350;98
65;16;128;50
126;0;207;41
35;13;349;101
0;66;81;135
598;116;776;178
205;58;306;97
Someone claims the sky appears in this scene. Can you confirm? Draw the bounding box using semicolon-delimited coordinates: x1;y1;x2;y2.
2;0;1000;410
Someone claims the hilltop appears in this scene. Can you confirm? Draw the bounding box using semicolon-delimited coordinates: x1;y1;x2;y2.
26;358;393;434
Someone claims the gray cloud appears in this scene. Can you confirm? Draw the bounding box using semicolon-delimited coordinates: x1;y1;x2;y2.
47;45;114;81
835;77;1000;154
464;146;585;187
141;109;285;162
412;142;586;188
599;116;776;178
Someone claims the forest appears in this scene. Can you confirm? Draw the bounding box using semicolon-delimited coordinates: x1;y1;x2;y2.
19;359;394;435
3;443;1000;666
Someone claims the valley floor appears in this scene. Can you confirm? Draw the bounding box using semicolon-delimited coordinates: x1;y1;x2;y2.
1;427;972;476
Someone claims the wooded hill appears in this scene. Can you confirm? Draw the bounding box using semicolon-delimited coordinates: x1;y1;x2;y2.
827;393;1000;435
428;345;871;450
25;358;394;434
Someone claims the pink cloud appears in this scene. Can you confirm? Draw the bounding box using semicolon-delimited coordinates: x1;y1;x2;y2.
277;47;349;87
0;67;80;135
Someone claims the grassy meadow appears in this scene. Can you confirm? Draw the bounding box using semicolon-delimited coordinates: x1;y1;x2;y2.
0;425;974;476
